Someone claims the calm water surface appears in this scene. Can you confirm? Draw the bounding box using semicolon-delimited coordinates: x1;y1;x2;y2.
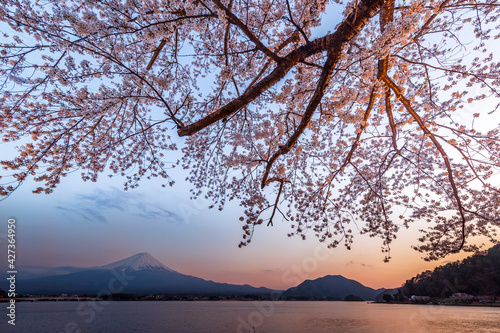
2;301;499;332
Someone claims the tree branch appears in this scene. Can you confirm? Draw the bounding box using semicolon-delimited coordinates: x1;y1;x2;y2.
146;39;166;70
178;0;384;137
412;0;453;42
212;0;282;63
381;74;467;252
268;180;285;226
261;52;342;188
329;86;376;181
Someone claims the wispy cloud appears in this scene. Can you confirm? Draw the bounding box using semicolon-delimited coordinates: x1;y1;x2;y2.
346;260;373;268
57;187;181;224
57;206;107;223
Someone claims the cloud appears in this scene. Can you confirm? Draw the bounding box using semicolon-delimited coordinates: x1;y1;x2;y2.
57;187;181;224
57;206;107;223
346;260;373;268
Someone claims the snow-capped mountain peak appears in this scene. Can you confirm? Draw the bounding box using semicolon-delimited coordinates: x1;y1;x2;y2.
101;253;176;272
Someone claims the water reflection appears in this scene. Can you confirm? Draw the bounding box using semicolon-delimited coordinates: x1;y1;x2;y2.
5;301;500;333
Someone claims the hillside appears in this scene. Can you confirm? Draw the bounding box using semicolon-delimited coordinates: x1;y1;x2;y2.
282;275;385;301
403;244;500;297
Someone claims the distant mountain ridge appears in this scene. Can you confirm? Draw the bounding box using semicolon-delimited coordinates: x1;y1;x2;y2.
8;246;498;300
7;253;276;296
3;253;391;299
282;275;386;301
4;253;173;280
2;265;89;281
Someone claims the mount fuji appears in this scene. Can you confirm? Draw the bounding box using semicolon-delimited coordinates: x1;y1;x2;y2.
101;252;176;272
13;253;276;296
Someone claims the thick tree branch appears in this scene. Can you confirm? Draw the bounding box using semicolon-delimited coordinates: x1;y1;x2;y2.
379;0;395;31
261;51;338;188
378;0;397;150
384;87;398;150
146;39;166;70
178;0;384;137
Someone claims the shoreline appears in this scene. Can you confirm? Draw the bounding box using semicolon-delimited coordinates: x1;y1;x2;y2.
3;298;500;308
370;301;500;308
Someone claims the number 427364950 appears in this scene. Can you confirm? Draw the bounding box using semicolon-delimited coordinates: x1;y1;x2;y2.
8;219;16;268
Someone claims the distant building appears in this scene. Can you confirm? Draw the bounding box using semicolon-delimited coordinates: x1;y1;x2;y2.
477;295;495;303
449;293;474;302
410;295;430;302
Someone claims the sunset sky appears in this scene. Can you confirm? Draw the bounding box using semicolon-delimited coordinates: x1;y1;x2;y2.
0;156;478;291
0;2;495;292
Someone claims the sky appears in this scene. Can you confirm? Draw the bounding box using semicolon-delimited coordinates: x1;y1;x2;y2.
0;2;496;292
0;153;480;291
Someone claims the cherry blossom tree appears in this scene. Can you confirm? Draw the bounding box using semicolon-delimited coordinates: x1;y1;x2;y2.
1;0;499;260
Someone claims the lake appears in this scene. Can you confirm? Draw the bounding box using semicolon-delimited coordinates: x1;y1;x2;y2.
2;301;499;332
